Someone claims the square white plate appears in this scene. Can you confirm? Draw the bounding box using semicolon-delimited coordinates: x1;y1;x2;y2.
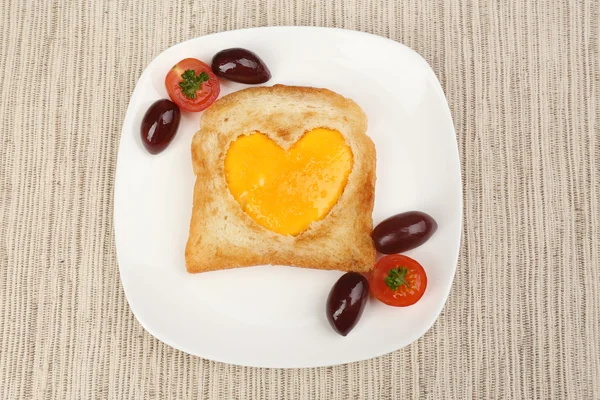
114;27;462;368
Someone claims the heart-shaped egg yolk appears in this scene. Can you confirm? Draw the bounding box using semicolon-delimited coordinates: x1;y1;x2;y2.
225;128;354;236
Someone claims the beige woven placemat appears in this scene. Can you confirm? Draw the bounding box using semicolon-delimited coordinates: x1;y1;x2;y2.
1;0;599;398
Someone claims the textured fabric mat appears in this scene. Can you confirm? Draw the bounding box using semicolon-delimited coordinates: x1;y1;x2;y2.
1;0;599;399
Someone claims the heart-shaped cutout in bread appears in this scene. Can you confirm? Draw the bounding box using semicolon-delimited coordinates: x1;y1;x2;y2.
225;128;354;235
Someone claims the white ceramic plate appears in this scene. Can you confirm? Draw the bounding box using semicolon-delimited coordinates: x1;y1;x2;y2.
114;27;461;368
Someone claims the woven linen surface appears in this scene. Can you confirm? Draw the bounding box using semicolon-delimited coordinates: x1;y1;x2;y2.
1;0;599;399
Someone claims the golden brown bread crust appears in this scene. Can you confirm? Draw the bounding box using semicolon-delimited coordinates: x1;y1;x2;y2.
185;85;376;273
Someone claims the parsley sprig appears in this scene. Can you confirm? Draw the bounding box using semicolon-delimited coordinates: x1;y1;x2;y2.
384;267;409;291
179;69;209;99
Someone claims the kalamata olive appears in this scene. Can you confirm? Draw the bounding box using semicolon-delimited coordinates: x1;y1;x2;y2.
326;272;369;336
211;48;271;84
140;99;181;154
371;211;438;254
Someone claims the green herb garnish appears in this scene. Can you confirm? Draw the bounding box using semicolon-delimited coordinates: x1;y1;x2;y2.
179;69;209;99
384;267;409;291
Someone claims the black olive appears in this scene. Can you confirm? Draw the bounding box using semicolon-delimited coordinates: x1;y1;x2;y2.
371;211;437;254
140;99;181;154
211;48;271;84
326;272;369;336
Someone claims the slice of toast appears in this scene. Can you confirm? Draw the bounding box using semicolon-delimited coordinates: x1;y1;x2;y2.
185;85;376;273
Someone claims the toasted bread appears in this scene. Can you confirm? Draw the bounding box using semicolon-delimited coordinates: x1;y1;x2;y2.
185;85;376;273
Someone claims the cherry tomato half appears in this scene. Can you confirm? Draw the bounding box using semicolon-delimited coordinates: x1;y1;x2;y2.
370;254;427;307
165;58;220;112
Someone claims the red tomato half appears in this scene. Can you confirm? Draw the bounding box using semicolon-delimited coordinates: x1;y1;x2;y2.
370;254;427;307
165;58;220;112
